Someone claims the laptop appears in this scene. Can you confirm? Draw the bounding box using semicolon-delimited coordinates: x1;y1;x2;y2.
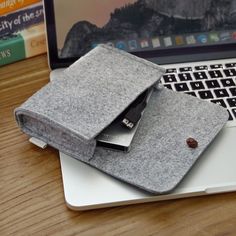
43;0;236;210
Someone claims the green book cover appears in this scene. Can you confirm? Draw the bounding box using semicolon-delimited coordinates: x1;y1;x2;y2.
0;34;26;66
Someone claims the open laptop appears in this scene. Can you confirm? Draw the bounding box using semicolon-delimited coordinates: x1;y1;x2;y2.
43;0;236;210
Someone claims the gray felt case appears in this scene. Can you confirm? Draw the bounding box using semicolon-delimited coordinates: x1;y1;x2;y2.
15;44;228;194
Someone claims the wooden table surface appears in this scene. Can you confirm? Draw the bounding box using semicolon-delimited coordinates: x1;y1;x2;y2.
1;55;236;236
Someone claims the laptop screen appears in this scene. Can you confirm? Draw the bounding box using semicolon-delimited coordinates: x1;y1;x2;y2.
45;0;236;67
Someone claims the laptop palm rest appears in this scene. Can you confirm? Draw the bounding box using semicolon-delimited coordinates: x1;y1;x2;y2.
59;126;236;210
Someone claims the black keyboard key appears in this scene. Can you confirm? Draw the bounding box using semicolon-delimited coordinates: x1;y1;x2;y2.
205;80;220;89
163;74;177;83
223;69;236;77
211;99;227;108
220;78;236;87
193;71;208;80
178;73;192;81
226;98;236;107
190;81;205;90
195;65;208;70
185;91;197;97
164;84;172;90
225;63;236;68
208;70;223;78
166;68;177;73
232;108;236;118
198;90;213;99
210;64;223;69
174;83;189;91
214;89;229;97
229;87;236;96
179;67;192;72
228;110;233;121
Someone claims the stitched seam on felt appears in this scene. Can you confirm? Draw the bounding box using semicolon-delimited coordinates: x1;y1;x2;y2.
17;114;96;158
15;109;92;143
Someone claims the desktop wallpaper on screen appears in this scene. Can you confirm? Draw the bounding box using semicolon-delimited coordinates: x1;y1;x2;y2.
54;0;236;58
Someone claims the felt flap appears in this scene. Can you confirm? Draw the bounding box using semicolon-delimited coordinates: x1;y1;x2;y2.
55;44;165;141
88;88;229;194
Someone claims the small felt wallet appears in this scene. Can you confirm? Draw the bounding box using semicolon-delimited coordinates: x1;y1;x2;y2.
15;44;228;194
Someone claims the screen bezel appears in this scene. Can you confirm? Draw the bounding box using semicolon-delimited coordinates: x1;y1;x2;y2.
44;0;236;69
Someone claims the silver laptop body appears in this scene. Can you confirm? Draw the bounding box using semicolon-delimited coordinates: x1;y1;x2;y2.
44;0;236;210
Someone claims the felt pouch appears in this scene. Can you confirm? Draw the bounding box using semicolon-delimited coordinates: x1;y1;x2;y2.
15;44;228;193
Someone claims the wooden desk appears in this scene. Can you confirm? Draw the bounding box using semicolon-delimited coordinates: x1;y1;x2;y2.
1;55;236;236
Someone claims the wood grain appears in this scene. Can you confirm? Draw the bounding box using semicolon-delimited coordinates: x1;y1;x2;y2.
1;55;236;236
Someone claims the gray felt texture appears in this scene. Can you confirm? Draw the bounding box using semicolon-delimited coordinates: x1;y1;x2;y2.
14;44;228;193
87;88;228;193
54;44;165;141
15;44;165;161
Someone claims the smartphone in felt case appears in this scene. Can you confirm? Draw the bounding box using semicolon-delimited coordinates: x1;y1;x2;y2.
15;45;228;194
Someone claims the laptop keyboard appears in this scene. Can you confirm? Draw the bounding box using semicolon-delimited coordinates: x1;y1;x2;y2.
161;63;236;122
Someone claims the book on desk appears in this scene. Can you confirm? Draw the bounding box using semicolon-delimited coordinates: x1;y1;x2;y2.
0;0;46;66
